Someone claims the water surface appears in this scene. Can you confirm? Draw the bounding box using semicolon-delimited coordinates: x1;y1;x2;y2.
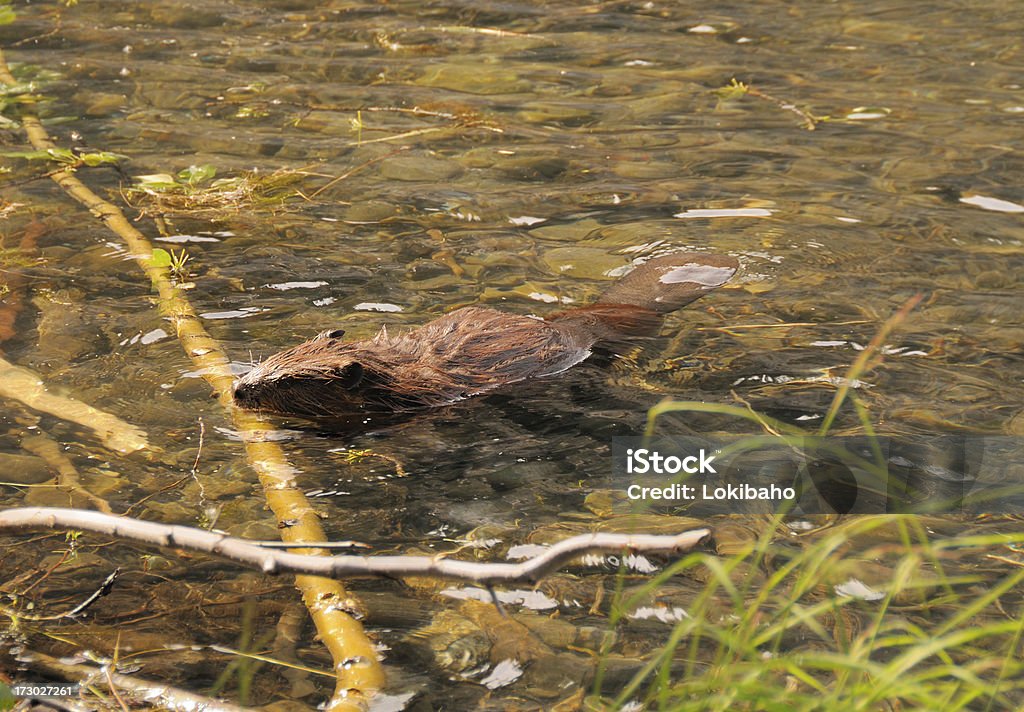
1;0;1022;707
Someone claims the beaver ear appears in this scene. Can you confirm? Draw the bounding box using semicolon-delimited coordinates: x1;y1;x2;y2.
336;362;364;389
316;329;346;341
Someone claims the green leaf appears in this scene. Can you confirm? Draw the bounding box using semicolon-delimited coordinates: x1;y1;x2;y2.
2;148;76;164
0;81;37;97
80;151;127;166
132;173;180;192
178;163;216;185
47;148;76;163
0;7;16;26
134;173;177;184
1;150;53;161
210;176;242;189
0;681;14;712
149;248;172;267
714;78;749;100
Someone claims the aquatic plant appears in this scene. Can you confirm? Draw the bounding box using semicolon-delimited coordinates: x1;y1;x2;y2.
124;163;308;217
594;517;1024;710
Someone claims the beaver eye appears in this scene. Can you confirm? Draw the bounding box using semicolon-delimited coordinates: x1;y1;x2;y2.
317;329;346;340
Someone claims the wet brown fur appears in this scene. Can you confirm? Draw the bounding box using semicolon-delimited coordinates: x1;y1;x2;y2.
233;252;738;419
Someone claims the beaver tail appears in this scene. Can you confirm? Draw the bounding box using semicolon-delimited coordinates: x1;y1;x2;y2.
548;252;738;340
596;252;738;313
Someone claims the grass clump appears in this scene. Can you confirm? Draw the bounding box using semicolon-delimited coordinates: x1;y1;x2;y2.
595;517;1024;710
123;163;310;218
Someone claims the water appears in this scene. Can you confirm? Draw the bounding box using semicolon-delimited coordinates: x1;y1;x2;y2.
1;1;1022;707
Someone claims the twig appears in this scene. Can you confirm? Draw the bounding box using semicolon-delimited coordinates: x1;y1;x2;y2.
0;507;711;585
362;105;459;120
255;540;370;550
17;546;72;596
695;320;870;332
1;647;248;712
746;86;821;131
644;399;805;439
817;294;924;435
330;447;407;478
208;642;333;678
2;568;119;621
985;554;1024;569
730;390;781;437
486;584;508;617
0;165;71;189
105;661;131;712
123;472;191;517
123;419;207;517
190;417;206;477
716;78;822;131
308;146;410;198
11;7;65;47
189;417;213;520
430;24;537;38
342;126;447;147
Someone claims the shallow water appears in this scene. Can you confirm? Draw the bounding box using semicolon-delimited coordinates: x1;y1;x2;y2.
1;0;1022;708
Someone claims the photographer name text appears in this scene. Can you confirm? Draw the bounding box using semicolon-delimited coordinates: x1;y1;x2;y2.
624;448;796;502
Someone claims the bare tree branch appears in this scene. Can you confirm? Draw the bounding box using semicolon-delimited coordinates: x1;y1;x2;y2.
2;646;248;712
0;507;710;585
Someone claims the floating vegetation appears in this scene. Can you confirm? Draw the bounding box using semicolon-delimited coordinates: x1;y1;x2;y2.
3;146;125;168
123;163;311;218
715;78;827;131
296;102;503;148
0;60;62;127
350;108;365;145
149;247;192;284
0;198;22;219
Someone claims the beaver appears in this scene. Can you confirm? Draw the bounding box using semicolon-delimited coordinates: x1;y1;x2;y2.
233;252;738;419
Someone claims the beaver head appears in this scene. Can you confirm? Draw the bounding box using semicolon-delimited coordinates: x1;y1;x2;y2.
233;329;378;418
